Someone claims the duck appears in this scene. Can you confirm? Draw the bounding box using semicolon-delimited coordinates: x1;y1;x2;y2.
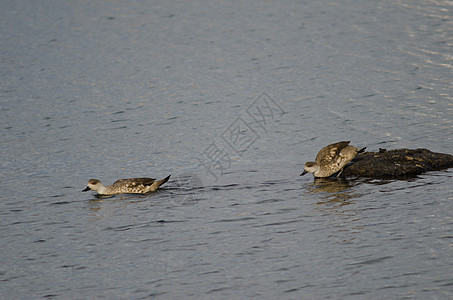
82;175;171;195
300;141;365;178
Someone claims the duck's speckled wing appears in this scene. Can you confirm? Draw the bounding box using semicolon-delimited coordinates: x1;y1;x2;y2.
315;141;350;165
112;177;156;187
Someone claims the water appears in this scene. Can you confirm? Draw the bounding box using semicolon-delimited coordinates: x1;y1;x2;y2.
1;0;452;299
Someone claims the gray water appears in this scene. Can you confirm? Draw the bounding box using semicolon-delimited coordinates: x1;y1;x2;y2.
1;0;452;299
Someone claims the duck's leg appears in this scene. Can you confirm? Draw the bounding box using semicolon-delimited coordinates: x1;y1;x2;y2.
336;168;344;177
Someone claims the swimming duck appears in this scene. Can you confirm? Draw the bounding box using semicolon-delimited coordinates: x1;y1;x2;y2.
301;141;365;178
83;175;171;195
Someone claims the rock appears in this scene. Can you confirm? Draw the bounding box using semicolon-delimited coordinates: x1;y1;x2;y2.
341;148;453;179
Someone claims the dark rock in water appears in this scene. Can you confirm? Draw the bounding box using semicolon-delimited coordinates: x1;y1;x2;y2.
342;148;453;179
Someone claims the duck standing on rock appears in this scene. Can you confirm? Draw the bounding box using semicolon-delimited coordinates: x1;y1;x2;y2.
301;141;365;178
83;175;171;195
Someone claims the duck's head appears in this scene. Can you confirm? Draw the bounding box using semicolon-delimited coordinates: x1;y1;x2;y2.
300;162;318;176
82;179;103;192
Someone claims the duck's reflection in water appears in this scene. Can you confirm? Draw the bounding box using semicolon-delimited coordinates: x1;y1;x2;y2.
304;178;365;246
87;193;163;221
305;177;361;206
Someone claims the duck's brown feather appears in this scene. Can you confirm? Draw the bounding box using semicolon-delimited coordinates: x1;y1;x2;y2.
315;141;350;165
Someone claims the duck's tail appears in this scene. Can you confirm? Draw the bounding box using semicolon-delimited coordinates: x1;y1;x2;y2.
150;175;171;191
358;147;366;154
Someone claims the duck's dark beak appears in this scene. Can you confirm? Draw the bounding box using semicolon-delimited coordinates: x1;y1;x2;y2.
82;186;90;192
300;170;308;176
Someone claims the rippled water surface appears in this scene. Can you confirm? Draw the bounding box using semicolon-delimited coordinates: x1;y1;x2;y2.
1;0;452;299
